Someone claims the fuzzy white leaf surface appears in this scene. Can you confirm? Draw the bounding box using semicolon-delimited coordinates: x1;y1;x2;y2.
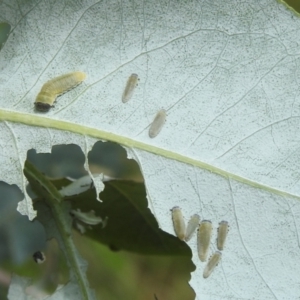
1;0;300;299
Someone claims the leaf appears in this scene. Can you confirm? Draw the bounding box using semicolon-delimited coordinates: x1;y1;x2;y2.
0;23;10;50
1;1;300;299
24;160;95;299
70;179;191;256
43;166;191;256
0;181;47;266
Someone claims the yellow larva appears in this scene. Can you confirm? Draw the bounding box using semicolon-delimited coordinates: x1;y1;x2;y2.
197;220;212;262
203;251;222;279
185;214;200;241
149;109;167;138
217;220;229;251
171;206;186;240
122;73;139;103
35;71;86;112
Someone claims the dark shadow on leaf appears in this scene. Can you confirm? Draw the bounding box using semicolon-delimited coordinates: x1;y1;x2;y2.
70;180;192;257
0;23;11;50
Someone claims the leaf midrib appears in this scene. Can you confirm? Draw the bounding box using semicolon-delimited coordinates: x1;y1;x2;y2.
1;108;297;201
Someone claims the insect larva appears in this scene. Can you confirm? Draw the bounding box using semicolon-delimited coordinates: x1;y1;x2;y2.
149;109;166;138
217;220;229;251
32;251;46;264
35;71;86;112
122;73;139;103
171;206;186;240
197;220;212;262
59;175;94;196
203;251;222;278
185;214;200;241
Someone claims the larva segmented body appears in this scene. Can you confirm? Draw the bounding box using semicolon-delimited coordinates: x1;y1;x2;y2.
122;73;139;103
203;251;222;278
185;214;200;241
149;109;166;138
171;206;186;240
217;220;229;251
197;220;212;262
35;71;86;112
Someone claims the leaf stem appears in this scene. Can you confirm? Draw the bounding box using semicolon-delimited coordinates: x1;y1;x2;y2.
2;109;299;200
24;160;92;300
48;200;90;300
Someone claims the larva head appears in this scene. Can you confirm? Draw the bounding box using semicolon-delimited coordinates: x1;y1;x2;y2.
218;220;229;234
219;220;229;227
171;206;181;212
131;73;139;79
198;219;212;228
35;91;55;112
35;101;52;112
171;206;181;213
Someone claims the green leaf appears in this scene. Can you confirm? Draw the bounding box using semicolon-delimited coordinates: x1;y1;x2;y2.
0;22;10;50
0;181;46;266
6;239;69;295
2;1;300;298
23;160;95;300
70;180;191;256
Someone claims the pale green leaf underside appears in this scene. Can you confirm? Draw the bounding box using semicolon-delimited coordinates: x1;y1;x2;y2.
1;0;300;299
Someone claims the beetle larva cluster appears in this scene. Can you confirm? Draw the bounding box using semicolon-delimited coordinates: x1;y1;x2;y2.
35;71;86;112
170;207;229;279
201;219;229;278
122;73;139;103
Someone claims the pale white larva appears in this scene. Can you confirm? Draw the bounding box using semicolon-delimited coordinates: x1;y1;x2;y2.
149;109;166;138
122;73;139;103
35;71;87;112
197;220;212;262
203;251;222;278
171;206;186;240
185;214;200;241
32;251;46;264
217;220;229;251
59;175;94;197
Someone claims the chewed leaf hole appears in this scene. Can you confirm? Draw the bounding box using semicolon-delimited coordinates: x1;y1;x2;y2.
21;141;195;299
